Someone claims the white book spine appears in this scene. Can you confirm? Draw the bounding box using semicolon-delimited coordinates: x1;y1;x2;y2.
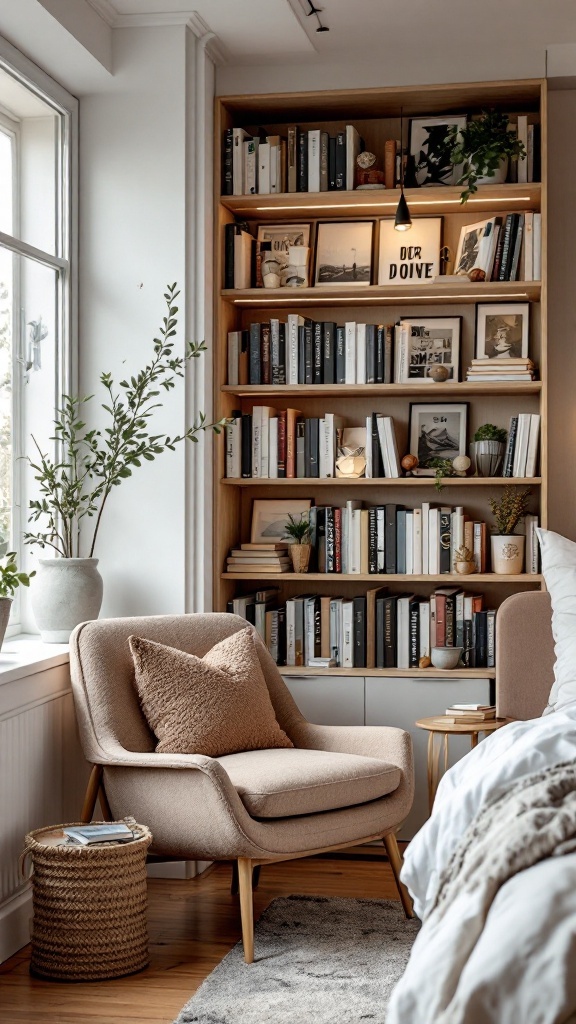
413;508;423;574
451;508;464;573
260;407;270;478
286;601;296;666
345;322;356;383
365;415;373;479
517;116;528;184
512;413;531;477
232;128;248;195
419;602;430;659
525;514;539;573
269;142;279;193
525;414;541;478
244;139;258;195
330;600;340;665
305;599;315;665
308;129;321;192
429;509;440;574
342;601;354;667
252;405;262;478
533;213;542;280
377;507;386;572
383;417;400;477
523;211;534;281
258;142;271;194
318;418;330;478
350;509;362;574
422;502;430;577
269;417;278;479
287;314;299;384
405;514;414;575
397;598;410;669
356;323;367;384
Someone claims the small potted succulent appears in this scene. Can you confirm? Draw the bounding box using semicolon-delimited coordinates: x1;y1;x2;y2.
0;553;35;649
284;513;312;574
471;423;507;477
454;545;477;575
489;486;530;574
445;110;527;203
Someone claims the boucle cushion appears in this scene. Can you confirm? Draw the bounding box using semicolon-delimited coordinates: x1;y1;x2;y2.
129;627;293;756
537;527;576;714
216;747;401;818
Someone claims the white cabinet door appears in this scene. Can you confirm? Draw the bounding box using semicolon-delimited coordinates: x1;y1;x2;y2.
283;675;365;726
365;676;492;840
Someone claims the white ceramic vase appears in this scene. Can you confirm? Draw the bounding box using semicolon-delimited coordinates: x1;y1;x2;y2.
0;597;12;649
31;558;104;642
476;156;509;186
491;535;525;575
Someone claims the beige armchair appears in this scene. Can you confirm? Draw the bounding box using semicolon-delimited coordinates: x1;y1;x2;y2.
70;612;415;961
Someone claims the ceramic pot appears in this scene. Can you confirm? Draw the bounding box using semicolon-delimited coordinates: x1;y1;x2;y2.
31;558;104;642
455;560;477;575
290;544;311;574
476;156;509;186
471;440;506;477
491;535;525;575
431;646;464;670
0;597;12;649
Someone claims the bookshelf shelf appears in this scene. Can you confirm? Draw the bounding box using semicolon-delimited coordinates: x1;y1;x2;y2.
223;281;541;308
279;666;496;679
221;477;542;488
222;572;542;583
223;382;543;398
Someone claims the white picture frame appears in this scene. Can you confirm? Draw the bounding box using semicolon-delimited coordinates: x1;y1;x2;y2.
409;115;467;187
314;221;374;286
475;303;530;360
397;317;462;383
250;499;311;544
378;217;442;285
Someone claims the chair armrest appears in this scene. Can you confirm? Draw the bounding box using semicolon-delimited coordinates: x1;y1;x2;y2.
291;722;412;771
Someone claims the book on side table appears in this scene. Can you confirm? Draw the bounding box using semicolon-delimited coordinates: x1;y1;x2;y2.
63;824;135;845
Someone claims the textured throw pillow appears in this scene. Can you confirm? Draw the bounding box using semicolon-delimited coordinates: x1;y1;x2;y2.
537;527;576;713
129;627;293;756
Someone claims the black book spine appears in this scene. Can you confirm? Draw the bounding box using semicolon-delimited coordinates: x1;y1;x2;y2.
376;598;385;668
241;413;252;478
375;326;384;384
439;511;452;574
304;321;314;384
316;507;327;573
298;325;306;385
502;416;518;477
463;618;473;667
223;128;234;196
353;596;367;669
328;136;337;190
498;214;516;281
326;507;335;573
366;324;376;384
277;606;286;666
502;213;520;281
368;507;378;574
296;418;306;478
385;504;397;574
396;510;406;575
224;223;235;289
313;321;323;384
278;321;286;384
384;597;397;667
475;611;488;667
384;325;393;384
323;321;336;384
445;595;456;646
249;323;261;384
297;129;308;192
409;600;419;668
313;598;321;658
335;131;346;190
372;413;384;479
306;417;319;478
335;325;346;384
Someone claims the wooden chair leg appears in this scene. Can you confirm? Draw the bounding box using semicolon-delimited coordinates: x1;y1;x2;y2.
81;765;102;823
383;833;414;919
231;863;261;896
237;858;255;963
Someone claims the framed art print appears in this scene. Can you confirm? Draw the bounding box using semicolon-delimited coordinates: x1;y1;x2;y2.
409;115;466;187
475;303;530;360
251;499;311;544
408;402;468;467
256;223;311;288
454;217;499;280
397;317;462;383
378;217;442;285
314;221;374;286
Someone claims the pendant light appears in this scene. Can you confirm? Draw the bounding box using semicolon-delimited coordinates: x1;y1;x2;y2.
394;108;412;232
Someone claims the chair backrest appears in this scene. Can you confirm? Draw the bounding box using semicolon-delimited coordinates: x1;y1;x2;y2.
70;612;304;763
496;590;555;720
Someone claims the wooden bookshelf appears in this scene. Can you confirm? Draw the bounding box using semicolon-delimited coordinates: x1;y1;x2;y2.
213;79;547;679
279;666;496;679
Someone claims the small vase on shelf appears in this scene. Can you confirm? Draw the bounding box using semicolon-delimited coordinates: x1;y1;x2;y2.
491;535;525;575
290;544;312;574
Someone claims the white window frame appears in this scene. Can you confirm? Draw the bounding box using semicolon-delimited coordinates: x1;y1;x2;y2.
0;37;78;637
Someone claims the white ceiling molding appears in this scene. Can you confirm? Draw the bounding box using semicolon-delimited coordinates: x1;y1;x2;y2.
186;13;228;66
86;1;227;63
86;0;119;26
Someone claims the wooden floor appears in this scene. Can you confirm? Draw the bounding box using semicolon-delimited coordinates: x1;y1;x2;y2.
0;853;400;1024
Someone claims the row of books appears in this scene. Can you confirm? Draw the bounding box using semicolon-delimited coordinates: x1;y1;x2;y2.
502;414;540;478
469;213;541;283
225;410;400;480
466;358;535;383
229;587;496;669
228;319;395;387
223;125;365;196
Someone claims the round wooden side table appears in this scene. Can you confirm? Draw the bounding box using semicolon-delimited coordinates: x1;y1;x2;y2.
415;716;512;812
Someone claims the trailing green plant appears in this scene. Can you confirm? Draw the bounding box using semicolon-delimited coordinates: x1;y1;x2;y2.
24;284;224;558
0;552;35;599
445;110;527;202
473;423;507;444
489;486;531;535
283;513;312;544
428;457;456;493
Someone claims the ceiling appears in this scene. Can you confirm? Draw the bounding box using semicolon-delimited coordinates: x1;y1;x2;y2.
96;0;576;64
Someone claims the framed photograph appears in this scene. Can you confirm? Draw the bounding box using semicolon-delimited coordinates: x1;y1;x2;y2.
397;317;462;383
378;217;442;285
314;220;374;286
256;224;311;288
250;499;312;544
475;303;530;360
409;402;469;467
409;115;467;187
454;218;498;280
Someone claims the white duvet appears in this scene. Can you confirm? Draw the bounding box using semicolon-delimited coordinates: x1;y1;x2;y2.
387;706;576;1024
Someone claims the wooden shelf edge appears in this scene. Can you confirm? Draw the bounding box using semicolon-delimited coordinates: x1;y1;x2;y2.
221;477;542;487
279;666;496;678
221;572;542;583
222;382;543;397
222;281;541;306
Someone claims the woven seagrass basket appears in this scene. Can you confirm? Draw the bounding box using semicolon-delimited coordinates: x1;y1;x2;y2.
21;821;152;981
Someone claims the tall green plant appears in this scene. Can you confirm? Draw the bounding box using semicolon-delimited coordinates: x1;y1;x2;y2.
25;284;223;558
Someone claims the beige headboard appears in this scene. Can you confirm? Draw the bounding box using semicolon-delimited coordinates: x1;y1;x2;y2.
496;591;555;720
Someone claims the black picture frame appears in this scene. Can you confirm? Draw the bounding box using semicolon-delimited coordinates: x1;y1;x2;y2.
408;402;469;468
314;220;375;286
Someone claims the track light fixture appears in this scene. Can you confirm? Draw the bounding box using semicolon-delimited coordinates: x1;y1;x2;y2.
303;0;330;32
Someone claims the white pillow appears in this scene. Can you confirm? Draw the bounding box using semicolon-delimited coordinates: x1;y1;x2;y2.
537;527;576;713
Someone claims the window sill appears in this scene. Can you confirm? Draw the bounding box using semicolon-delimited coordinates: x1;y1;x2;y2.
0;634;70;684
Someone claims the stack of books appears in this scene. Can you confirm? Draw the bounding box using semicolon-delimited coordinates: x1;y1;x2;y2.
226;543;291;574
466;358;535;383
443;703;497;724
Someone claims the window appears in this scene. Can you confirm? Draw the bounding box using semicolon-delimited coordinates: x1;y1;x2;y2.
0;41;77;634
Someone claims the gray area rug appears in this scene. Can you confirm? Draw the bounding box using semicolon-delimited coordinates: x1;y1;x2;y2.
174;894;419;1024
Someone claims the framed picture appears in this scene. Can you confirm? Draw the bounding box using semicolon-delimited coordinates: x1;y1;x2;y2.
397;317;462;383
475;303;530;360
454;218;498;280
314;220;374;286
409;115;467;187
251;499;311;544
409;402;469;467
378;217;442;285
256;224;311;288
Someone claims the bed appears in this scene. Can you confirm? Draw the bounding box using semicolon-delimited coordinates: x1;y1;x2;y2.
387;590;576;1024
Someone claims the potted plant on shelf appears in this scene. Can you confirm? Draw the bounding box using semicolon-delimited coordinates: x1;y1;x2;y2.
24;284;223;642
284;513;312;574
0;553;35;649
471;423;507;477
489;485;531;574
445;110;527;202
